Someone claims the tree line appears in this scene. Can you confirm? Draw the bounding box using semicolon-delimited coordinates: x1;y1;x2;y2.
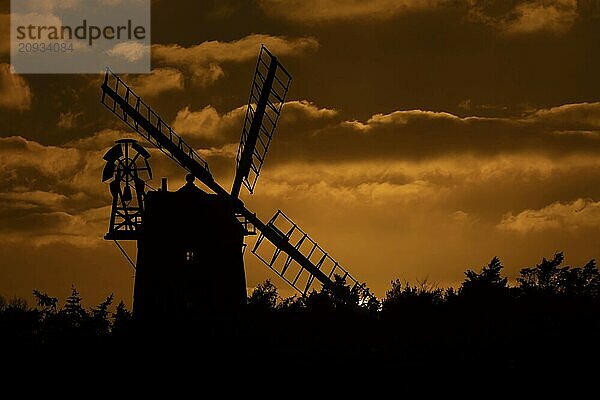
2;252;599;339
247;252;600;313
3;251;600;372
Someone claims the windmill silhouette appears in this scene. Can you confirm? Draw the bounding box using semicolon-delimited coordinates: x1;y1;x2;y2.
101;46;369;319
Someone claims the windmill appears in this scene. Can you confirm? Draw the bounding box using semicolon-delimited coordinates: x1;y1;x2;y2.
101;46;370;318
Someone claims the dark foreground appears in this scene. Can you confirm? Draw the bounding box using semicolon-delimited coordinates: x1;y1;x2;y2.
2;252;600;380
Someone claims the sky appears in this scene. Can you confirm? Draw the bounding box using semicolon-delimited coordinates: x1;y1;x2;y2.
1;0;600;305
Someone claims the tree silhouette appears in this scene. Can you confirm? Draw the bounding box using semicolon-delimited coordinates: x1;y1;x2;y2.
303;275;376;314
112;301;132;336
247;280;278;312
567;259;600;298
459;256;509;303
61;286;87;330
89;295;114;336
2;251;600;373
33;290;58;315
518;252;567;295
518;253;600;300
560;259;600;299
277;295;305;312
382;278;444;315
354;283;380;314
7;297;28;311
0;297;39;342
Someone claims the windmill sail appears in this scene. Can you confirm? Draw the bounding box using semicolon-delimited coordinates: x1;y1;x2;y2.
101;68;219;194
252;210;367;297
232;45;292;198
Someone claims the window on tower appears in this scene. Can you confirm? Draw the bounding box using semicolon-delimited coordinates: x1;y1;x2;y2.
185;250;195;263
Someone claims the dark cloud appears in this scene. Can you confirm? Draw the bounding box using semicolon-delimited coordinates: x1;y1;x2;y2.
125;68;184;98
176;101;600;167
0;64;32;111
256;0;444;22
282;103;600;162
0;14;9;55
467;0;578;36
152;34;318;86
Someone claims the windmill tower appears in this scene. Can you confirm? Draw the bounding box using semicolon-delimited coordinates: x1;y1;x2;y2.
101;46;369;320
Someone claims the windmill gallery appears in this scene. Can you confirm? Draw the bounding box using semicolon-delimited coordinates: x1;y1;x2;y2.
100;46;370;320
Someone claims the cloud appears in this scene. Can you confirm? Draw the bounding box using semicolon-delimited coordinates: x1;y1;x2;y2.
153;34;319;64
525;102;600;129
171;100;338;143
106;42;150;62
127;68;184;97
172;105;246;141
0;190;67;210
0;206;109;247
257;0;443;21
0;64;32;111
252;153;600;204
275;102;600;164
80;98;600;176
0;135;119;210
258;169;439;206
152;34;318;86
2;131;600;290
57;111;83;129
503;0;577;35
0;14;9;54
3;99;600;256
0;136;81;179
0;130;212;248
65;129;131;150
281;100;338;120
99;0;127;5
451;210;480;225
468;0;578;36
350;109;464;131
197;143;239;160
551;130;600;139
358;102;600;132
241;152;600;293
10;12;64;43
134;100;600;175
498;198;600;233
21;0;80;13
0;134;142;246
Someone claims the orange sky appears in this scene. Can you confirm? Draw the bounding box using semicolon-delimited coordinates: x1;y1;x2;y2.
1;0;599;305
